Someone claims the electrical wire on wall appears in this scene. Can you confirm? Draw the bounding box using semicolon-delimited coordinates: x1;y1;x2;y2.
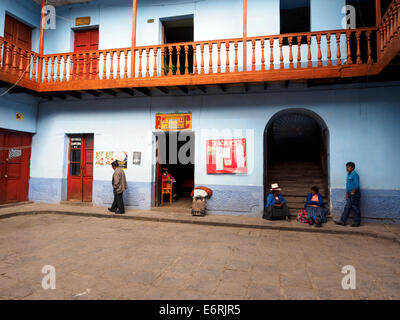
0;64;30;97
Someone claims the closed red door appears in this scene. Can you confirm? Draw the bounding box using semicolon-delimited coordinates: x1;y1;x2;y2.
0;129;32;205
67;135;93;202
4;14;32;72
73;28;99;79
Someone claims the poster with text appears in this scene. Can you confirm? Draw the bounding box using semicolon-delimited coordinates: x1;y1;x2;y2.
114;151;128;170
206;139;247;174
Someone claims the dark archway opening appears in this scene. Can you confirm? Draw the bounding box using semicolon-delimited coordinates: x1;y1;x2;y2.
264;110;329;215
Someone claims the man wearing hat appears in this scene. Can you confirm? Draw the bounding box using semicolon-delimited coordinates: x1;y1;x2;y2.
263;183;290;221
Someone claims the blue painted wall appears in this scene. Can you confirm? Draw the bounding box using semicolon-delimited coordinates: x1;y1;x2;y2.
0;93;38;133
28;82;400;222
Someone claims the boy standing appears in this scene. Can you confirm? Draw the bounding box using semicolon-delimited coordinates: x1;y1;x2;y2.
335;162;361;227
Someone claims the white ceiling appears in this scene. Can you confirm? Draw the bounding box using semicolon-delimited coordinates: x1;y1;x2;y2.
33;0;93;7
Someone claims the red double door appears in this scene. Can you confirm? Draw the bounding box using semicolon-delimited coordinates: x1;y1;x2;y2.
67;135;94;202
0;129;32;205
73;28;99;79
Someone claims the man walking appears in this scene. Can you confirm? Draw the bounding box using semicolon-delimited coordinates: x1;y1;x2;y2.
335;162;361;227
108;160;127;214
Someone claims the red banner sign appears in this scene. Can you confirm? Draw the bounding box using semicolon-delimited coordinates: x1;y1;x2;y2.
206;139;247;174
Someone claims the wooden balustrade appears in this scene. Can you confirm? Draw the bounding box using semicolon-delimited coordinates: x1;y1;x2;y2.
1;18;397;91
379;0;400;58
0;37;40;83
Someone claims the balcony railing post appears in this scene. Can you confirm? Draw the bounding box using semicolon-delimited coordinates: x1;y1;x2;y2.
327;33;332;66
297;36;302;68
356;31;362;64
336;32;342;66
269;38;274;70
176;46;181;75
307;35;312;68
261;38;265;71
161;47;166;76
367;30;373;64
316;34;322;67
251;39;256;71
185;45;189;75
200;43;205;74
279;37;284;69
225;42;230;72
153;47;158;77
288;37;294;69
346;31;353;64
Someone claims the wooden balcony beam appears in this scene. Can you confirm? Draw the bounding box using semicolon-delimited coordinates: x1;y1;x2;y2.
82;90;101;97
156;86;168;94
51;92;67;100
197;85;207;93
135;87;151;96
65;91;82;99
101;89;118;96
119;88;135;96
177;86;188;94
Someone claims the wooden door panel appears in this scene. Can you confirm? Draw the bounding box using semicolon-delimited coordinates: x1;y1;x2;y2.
0;133;6;204
68;137;83;201
4;15;32;73
74;29;99;79
67;135;93;202
0;130;32;204
82;135;93;202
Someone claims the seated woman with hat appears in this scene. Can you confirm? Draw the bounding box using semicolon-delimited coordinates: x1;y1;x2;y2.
263;183;290;222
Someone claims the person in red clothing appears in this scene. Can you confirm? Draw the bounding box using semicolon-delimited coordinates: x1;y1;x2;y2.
162;168;177;199
162;168;176;182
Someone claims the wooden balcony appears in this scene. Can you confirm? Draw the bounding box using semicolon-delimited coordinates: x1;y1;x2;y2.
0;0;399;96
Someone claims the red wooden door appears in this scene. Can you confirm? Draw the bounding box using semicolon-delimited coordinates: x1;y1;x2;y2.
67;135;93;202
0;129;32;205
73;28;99;79
154;136;162;207
3;14;32;72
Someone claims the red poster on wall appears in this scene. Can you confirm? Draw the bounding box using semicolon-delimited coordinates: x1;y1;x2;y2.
206;139;247;174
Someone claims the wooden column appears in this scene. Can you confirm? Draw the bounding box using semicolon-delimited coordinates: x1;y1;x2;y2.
131;0;138;77
376;0;382;59
376;0;382;25
243;0;247;72
38;0;46;82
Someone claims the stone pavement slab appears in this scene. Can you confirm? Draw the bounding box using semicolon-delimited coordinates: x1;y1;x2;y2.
0;214;399;300
0;202;399;243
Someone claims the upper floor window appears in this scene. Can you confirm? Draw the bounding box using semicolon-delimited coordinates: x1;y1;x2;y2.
280;0;310;34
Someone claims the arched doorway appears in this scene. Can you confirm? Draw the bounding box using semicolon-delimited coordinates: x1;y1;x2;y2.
264;109;330;215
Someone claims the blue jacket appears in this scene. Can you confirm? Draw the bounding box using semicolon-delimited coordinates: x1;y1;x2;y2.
266;193;286;207
346;170;360;193
304;193;325;209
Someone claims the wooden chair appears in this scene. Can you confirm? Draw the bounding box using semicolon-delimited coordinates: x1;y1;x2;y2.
161;178;173;204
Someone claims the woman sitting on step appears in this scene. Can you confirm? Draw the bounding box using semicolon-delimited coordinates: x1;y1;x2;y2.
263;183;290;222
304;186;328;227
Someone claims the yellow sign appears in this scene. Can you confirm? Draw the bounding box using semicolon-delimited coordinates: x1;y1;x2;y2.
156;113;192;131
15;112;23;121
76;16;91;26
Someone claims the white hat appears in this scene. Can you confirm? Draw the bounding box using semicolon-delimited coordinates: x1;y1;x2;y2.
270;183;281;191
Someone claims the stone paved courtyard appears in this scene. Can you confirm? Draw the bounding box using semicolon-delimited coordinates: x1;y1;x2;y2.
0;214;399;300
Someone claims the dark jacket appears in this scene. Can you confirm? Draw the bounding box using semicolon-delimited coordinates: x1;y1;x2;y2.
304;193;325;209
